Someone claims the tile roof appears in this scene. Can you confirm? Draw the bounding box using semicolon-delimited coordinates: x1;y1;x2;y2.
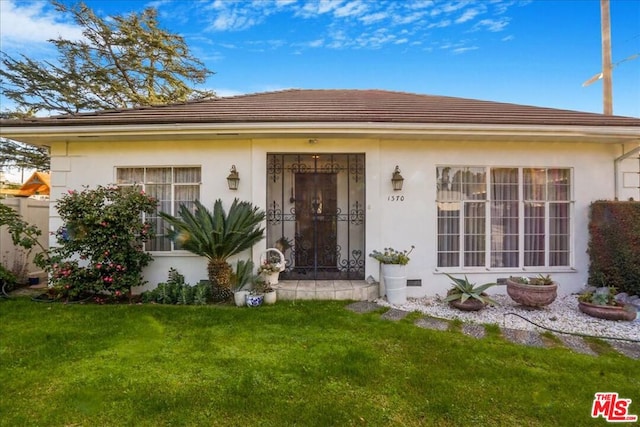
2;89;640;128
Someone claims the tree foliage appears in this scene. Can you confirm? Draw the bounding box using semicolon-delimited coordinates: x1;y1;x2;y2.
0;1;214;115
0;138;50;175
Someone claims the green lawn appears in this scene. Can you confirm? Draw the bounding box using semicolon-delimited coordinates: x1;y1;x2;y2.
1;298;637;426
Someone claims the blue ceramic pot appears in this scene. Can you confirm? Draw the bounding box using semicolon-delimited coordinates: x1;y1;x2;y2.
245;294;264;307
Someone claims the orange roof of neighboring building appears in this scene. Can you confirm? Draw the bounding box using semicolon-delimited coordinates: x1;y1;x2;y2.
16;172;50;196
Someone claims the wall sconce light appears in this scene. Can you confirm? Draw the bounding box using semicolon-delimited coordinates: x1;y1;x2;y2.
227;165;240;190
391;165;404;191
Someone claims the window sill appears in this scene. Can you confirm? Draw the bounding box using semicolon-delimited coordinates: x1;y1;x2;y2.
148;251;200;257
434;267;577;275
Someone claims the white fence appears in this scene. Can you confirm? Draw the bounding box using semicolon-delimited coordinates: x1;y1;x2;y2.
0;198;49;284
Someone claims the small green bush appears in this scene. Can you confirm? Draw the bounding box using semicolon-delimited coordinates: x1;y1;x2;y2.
140;268;209;305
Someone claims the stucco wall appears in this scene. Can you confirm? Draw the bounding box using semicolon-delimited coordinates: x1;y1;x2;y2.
48;137;620;296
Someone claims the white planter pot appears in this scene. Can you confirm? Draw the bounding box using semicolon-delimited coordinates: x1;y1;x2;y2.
381;264;407;305
234;290;249;307
260;271;280;285
263;290;277;305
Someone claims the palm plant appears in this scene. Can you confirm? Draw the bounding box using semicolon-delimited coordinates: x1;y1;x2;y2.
159;198;265;302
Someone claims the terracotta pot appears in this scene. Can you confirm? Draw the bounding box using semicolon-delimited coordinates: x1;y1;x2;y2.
578;301;637;321
449;297;487;311
506;279;557;307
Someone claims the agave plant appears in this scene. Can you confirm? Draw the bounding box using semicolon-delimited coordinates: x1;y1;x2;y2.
159;198;265;302
444;273;497;305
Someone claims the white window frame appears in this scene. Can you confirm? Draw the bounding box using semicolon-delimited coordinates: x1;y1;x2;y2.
115;166;201;253
436;166;574;272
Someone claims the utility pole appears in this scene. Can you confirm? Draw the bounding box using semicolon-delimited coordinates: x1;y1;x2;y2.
601;0;613;115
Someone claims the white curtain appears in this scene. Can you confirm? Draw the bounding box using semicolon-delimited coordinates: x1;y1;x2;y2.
436;167;486;267
117;167;200;251
491;168;519;267
548;169;570;266
437;166;571;269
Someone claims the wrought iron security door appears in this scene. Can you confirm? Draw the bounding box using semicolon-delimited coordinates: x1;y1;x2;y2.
266;154;365;280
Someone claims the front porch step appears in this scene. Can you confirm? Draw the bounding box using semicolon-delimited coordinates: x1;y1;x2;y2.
273;280;378;301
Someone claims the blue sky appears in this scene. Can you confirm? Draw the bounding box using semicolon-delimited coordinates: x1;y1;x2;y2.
1;0;639;118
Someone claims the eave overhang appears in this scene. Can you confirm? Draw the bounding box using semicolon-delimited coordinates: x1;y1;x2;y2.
1;121;639;146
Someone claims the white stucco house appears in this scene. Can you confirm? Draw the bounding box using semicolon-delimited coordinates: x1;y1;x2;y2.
1;89;639;299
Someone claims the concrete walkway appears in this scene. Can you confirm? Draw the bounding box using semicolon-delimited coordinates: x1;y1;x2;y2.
346;301;640;360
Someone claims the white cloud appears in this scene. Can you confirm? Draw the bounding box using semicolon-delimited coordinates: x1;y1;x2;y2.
453;46;479;54
428;19;452;29
275;0;297;7
0;0;83;47
360;12;388;25
297;0;344;18
473;18;509;32
210;10;258;31
393;11;426;25
308;39;325;47
215;88;245;97
407;0;435;10
455;7;483;24
334;1;368;18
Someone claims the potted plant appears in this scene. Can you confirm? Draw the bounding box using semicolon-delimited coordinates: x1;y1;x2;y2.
261;279;277;305
444;273;497;311
232;259;256;307
369;246;414;304
578;286;637;321
506;274;558;307
257;259;283;285
245;277;268;307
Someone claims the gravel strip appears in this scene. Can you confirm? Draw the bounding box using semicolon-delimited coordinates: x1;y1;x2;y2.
376;295;640;342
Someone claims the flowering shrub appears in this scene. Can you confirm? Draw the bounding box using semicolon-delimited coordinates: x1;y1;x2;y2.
38;185;157;300
369;246;415;265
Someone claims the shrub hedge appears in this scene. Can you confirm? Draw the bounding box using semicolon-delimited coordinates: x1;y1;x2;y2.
587;200;640;296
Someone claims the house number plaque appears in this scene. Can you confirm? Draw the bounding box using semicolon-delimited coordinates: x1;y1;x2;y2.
387;195;405;201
